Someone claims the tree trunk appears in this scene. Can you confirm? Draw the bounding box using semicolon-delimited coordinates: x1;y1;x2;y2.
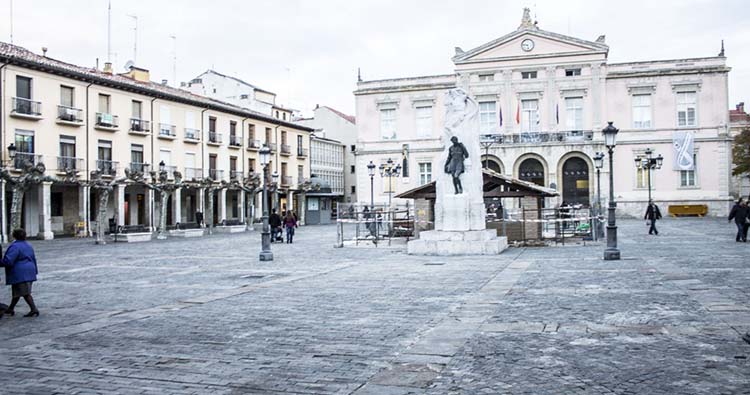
96;189;110;245
10;186;25;236
158;191;169;239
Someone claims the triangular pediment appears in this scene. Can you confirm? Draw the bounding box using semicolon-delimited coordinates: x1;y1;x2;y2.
454;29;608;64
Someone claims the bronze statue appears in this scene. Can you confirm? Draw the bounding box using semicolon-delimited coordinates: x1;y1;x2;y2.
444;136;469;194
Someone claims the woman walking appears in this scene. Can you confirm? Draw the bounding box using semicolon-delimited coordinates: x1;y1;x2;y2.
2;229;39;317
284;211;298;244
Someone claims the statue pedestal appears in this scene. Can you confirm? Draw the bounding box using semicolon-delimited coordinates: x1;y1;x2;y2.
435;194;486;231
407;229;507;256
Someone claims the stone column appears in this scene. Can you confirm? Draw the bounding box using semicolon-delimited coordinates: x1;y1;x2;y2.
173;187;182;225
116;184;125;227
1;179;7;243
37;181;54;240
147;188;155;232
78;184;90;237
546;66;556;131
298;193;306;226
197;187;206;226
287;190;295;216
218;189;227;223
239;190;245;223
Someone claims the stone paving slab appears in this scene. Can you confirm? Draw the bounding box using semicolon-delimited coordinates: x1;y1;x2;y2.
0;218;748;394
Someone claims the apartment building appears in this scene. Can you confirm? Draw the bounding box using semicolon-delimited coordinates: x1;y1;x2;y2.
354;9;733;217
0;42;312;241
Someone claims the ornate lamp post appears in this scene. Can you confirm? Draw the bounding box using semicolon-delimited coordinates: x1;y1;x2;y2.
634;148;663;202
593;152;605;241
7;143;16;164
259;145;273;261
367;161;376;210
378;158;401;209
602;122;620;260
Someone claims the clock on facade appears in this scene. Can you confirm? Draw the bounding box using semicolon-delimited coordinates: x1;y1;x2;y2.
521;39;535;52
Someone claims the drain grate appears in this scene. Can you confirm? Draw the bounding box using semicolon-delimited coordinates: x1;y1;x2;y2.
424;262;446;266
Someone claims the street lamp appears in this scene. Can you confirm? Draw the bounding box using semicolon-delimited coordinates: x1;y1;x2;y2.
593;152;605;241
602;121;620;260
367;161;376;210
7;143;17;162
377;158;402;236
159;160;166;173
634;148;663;202
259;145;273;261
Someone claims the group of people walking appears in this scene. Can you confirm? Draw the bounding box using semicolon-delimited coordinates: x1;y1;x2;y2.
0;229;40;319
268;209;299;244
729;198;750;242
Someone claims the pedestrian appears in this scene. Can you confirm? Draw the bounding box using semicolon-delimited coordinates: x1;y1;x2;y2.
284;211;298;244
644;200;662;235
269;209;282;242
728;198;749;242
2;229;39;317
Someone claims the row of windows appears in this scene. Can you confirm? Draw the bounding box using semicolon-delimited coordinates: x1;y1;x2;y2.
477;68;581;82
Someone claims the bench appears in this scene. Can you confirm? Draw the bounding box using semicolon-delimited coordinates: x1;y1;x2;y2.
668;204;708;217
215;219;248;233
169;222;205;238
112;225;152;243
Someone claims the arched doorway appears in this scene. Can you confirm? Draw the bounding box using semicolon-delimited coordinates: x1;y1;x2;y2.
481;155;504;174
561;157;590;206
518;158;545;186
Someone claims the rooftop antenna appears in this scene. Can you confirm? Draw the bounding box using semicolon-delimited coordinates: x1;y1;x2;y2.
170;34;177;86
357;67;362;82
9;0;13;44
107;0;112;63
128;14;138;64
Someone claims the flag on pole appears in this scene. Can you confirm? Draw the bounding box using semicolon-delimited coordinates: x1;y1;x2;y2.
498;105;503;127
515;101;520;124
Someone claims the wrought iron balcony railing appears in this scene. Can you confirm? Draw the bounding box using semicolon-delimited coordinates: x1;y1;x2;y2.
129;162;150;174
229;170;243;180
13;152;44;170
208;169;224;181
57;105;83;123
184;128;200;141
297;147;309;157
57;156;84;172
184;167;203;180
247;139;261;150
96;112;119;128
96;159;119;176
11;97;42;117
130;118;150;133
280;144;291;155
281;175;293;186
489;130;595;145
229;135;242;147
159;124;176;137
267;142;277;152
208;132;223;144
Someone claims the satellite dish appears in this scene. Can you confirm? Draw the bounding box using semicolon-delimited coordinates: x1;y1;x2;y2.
124;60;135;71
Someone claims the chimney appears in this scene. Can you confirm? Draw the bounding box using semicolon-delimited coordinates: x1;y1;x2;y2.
42;47;48;57
103;62;113;74
161;79;168;85
122;66;150;82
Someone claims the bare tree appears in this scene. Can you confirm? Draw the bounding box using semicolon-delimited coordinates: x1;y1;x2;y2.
0;161;55;236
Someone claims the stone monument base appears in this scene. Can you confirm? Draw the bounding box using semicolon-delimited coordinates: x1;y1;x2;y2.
407;230;508;256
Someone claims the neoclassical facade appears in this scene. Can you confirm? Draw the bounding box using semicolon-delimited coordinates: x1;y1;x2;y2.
354;10;733;216
0;42;312;241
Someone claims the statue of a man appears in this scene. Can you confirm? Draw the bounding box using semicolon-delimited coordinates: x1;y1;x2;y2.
444;136;469;194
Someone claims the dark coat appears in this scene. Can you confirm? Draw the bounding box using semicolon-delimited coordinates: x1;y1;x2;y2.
728;204;749;225
269;213;282;228
2;240;38;285
644;204;662;221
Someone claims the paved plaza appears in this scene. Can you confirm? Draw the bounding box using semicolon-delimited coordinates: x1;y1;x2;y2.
0;218;748;394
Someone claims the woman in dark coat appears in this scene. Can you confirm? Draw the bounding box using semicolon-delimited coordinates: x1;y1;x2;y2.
2;229;39;317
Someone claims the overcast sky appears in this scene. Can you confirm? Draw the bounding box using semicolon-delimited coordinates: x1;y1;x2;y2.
3;0;749;116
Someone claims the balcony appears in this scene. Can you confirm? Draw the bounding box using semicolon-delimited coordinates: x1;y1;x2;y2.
208;169;224;181
208;132;223;146
247;139;261;150
13;152;44;170
281;175;293;187
96;159;118;177
184;128;200;143
267;142;277;152
162;165;177;179
297;147;309;158
229;170;243;180
489;130;595;146
129;162;150;174
95;113;119;131
280;144;291;156
184;167;203;181
229;135;242;148
56;105;83;125
158;124;177;139
10;97;42;120
56;156;84;173
129;118;151;135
